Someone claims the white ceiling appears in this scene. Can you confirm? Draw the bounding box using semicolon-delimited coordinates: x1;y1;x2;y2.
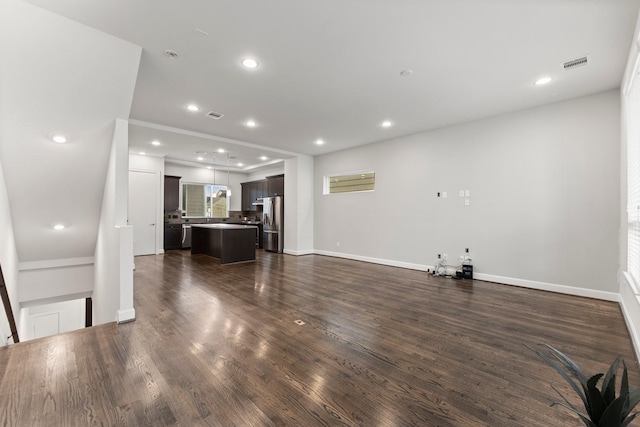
0;0;142;262
23;0;640;170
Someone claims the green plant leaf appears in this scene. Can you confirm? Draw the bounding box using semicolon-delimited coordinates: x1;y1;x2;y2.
599;394;628;427
550;402;598;427
545;344;589;385
525;344;590;413
586;373;606;423
603;355;622;405
622;387;640;419
621;411;638;427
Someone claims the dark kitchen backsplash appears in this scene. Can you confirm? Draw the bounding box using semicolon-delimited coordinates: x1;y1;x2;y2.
230;211;263;222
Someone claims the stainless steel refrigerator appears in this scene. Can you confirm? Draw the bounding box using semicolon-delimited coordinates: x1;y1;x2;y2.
263;196;283;253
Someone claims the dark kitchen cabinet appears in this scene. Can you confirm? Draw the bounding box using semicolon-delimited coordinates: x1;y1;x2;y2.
241;179;268;211
164;224;183;250
164;175;181;211
267;174;284;196
257;180;268;199
241;182;253;211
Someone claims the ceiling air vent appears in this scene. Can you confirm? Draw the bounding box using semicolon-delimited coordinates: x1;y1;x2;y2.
563;56;589;70
206;111;224;120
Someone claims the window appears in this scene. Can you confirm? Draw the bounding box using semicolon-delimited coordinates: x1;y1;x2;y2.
182;183;229;218
324;171;375;194
626;66;640;292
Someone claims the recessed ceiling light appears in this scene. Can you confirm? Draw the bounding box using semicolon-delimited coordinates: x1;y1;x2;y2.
381;120;393;128
534;76;552;86
207;166;212;170
241;58;259;68
315;139;325;145
151;140;161;146
260;156;268;161
237;163;244;167
217;148;225;153
164;49;179;59
51;134;67;143
197;156;204;161
54;224;65;230
245;120;257;127
187;104;200;112
139;152;146;156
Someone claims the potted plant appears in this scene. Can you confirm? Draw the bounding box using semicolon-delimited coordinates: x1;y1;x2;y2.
526;344;640;427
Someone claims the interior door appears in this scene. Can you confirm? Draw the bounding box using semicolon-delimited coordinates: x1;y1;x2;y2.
129;170;158;256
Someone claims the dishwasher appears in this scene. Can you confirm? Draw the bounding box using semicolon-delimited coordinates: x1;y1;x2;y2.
181;224;192;249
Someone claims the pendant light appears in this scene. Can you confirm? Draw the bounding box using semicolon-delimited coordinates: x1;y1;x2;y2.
226;153;231;197
212;154;216;185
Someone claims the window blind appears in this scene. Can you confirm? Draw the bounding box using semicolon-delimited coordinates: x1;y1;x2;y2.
627;77;640;291
183;184;205;217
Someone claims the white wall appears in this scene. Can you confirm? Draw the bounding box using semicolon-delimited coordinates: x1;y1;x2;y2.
18;260;93;303
165;163;248;212
94;119;135;325
0;159;20;345
315;90;620;297
247;165;285;181
20;298;85;341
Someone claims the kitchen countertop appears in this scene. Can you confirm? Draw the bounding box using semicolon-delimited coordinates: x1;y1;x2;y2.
190;224;258;230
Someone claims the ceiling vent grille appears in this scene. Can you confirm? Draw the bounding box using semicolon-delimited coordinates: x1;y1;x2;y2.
206;111;224;120
563;56;589;70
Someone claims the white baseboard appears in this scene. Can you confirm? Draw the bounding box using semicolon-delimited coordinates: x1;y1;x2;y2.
283;249;314;256
474;272;620;302
314;250;429;272
116;308;136;324
314;250;619;301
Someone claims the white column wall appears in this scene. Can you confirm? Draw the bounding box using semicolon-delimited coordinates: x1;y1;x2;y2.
94;119;135;325
284;156;314;255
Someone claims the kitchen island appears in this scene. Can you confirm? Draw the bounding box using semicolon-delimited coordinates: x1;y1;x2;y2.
191;224;258;264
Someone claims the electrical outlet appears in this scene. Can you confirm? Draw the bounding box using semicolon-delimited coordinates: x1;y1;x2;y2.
336;241;340;248
437;253;441;259
459;255;464;262
465;248;469;253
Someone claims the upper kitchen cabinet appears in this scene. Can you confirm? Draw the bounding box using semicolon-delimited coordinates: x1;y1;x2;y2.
267;174;284;197
241;176;283;211
164;175;181;211
241;180;266;211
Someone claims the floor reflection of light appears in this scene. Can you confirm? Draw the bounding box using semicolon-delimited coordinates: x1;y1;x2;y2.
235;325;244;338
312;372;325;393
254;282;265;295
190;342;203;355
377;407;399;427
255;340;268;359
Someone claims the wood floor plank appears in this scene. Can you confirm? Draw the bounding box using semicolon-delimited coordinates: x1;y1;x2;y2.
1;250;639;426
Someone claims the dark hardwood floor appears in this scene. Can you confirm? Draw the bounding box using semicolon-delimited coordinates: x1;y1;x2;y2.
1;250;639;426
